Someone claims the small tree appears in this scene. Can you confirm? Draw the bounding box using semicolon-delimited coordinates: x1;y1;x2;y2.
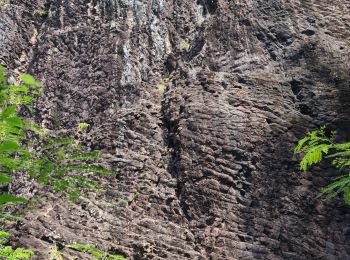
0;65;114;257
0;65;112;208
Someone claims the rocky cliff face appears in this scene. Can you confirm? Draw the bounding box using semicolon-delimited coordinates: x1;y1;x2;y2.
1;0;350;259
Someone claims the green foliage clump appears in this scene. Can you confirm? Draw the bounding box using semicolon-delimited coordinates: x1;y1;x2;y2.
77;122;89;132
182;39;190;51
0;65;112;206
0;230;10;244
0;66;43;214
0;66;114;257
0;230;34;259
67;243;125;260
26;136;111;202
294;126;350;204
0;64;114;228
0;246;34;260
33;9;48;17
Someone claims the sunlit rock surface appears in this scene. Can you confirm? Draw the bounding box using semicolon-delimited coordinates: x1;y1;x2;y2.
1;0;350;258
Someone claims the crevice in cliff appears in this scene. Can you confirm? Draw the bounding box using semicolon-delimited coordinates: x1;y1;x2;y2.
20;0;51;76
196;0;218;16
161;92;193;223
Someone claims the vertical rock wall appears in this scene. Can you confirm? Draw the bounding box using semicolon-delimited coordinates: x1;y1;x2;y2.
1;0;350;259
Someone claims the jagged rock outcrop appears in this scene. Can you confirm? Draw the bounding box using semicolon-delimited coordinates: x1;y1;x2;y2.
1;0;350;259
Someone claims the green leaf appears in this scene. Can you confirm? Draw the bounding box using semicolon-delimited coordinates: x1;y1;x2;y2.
24;95;34;103
0;173;11;184
317;176;350;199
10;85;29;94
344;187;350;205
0;246;34;259
0;155;21;171
4;116;24;128
107;255;126;260
0;141;19;153
53;179;70;192
158;84;165;93
0;106;17;118
67;244;105;259
67;188;80;202
40;137;76;151
19;74;36;86
299;144;330;171
36;161;55;185
0;230;10;245
0;65;6;84
0;212;20;221
0;194;27;205
77;122;89;132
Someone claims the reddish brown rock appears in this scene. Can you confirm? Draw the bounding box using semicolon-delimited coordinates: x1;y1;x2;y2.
1;0;350;259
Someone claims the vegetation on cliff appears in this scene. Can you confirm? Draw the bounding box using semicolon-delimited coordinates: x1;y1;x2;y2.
0;65;123;259
295;126;350;205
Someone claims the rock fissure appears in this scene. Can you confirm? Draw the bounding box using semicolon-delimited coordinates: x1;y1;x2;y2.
2;0;350;259
161;89;190;221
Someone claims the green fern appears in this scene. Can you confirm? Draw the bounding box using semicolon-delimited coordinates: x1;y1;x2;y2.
25;136;111;201
77;122;89;132
0;230;10;244
0;230;34;259
295;126;350;205
33;9;49;17
294;126;335;171
0;66;112;208
0;66;44;215
0;66;116;257
0;246;34;259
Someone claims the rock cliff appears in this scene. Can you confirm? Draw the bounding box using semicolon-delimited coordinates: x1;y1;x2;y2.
1;0;350;259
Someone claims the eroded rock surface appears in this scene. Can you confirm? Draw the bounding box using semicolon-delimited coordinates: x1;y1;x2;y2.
1;0;350;259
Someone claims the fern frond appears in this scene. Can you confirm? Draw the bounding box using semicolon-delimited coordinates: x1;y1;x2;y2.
332;158;350;170
317;175;350;200
0;67;113;214
299;143;331;171
0;173;11;184
294;126;350;205
0;230;10;245
0;194;27;206
0;246;35;259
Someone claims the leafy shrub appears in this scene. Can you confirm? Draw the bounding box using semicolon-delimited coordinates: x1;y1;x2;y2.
77;122;89;132
25;136;112;202
0;230;34;259
294;126;350;204
33;9;48;17
182;39;190;51
0;66;114;257
0;246;34;260
0;65;112;206
0;66;43;213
